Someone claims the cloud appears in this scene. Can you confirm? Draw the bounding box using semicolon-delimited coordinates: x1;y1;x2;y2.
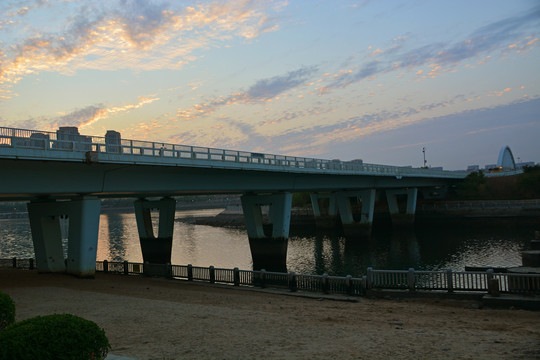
53;105;106;130
326;61;380;89
169;92;485;159
319;5;540;94
488;88;512;97
15;95;160;131
0;0;285;93
246;66;318;100
177;66;318;120
463;122;530;136
254;97;540;161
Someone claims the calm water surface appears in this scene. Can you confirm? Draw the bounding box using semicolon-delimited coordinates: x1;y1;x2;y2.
0;209;534;277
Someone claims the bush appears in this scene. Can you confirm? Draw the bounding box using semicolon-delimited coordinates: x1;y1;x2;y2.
518;165;540;198
0;291;15;330
455;171;488;199
0;313;111;360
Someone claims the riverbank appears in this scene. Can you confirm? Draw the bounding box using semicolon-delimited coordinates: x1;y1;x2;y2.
177;200;540;229
1;269;539;359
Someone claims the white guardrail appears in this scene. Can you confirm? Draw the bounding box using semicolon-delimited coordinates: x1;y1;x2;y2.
0;125;494;178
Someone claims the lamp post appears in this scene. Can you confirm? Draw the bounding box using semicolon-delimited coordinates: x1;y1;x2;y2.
422;147;427;168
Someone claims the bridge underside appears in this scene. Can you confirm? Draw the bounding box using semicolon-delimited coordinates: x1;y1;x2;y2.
1;158;459;275
0;158;452;201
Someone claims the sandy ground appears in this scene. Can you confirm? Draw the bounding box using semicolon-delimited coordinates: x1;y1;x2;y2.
1;269;539;360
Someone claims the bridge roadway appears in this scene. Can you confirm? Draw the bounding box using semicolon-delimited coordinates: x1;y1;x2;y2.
0;126;508;276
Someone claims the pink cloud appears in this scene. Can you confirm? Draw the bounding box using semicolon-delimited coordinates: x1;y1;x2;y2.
0;1;285;94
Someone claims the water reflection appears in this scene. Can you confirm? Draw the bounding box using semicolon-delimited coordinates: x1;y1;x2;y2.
0;212;533;277
98;213;143;262
0;218;34;259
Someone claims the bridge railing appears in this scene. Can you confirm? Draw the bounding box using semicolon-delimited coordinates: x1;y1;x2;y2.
3;258;539;297
0;125;471;178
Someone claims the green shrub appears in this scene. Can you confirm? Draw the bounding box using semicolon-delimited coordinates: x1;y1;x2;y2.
0;291;15;330
455;171;488;199
0;313;111;360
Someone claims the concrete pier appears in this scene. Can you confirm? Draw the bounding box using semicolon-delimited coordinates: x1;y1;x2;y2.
310;193;339;229
335;189;376;238
241;193;292;272
134;197;176;272
386;188;418;226
27;198;101;277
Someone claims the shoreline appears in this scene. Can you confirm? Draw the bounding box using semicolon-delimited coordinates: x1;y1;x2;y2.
1;268;539;359
177;205;540;229
2;198;539;221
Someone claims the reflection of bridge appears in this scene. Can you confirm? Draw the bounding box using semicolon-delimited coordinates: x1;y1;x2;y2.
0;126;522;276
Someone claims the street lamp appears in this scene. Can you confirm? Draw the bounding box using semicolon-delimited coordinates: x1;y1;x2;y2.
422;147;427;168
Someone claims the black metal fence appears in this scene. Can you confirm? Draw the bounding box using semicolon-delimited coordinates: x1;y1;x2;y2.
3;258;539;297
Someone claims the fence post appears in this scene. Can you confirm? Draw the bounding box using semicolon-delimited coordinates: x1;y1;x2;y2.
187;264;193;281
289;271;297;292
166;263;172;279
123;261;129;275
260;269;266;288
233;267;240;286
12;257;16;269
446;268;453;293
29;258;34;270
346;275;352;296
103;260;109;273
486;268;494;282
209;265;215;284
487;269;500;296
366;267;373;289
407;268;415;292
361;275;367;295
322;273;330;294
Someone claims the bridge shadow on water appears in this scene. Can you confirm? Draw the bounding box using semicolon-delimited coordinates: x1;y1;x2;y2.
285;217;534;278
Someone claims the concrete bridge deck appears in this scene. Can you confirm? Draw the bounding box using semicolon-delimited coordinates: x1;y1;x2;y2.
0;125;474;201
0;126;523;277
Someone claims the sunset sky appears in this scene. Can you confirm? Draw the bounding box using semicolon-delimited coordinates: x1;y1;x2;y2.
1;0;539;170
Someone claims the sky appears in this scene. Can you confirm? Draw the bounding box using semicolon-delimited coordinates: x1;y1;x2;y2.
0;0;539;170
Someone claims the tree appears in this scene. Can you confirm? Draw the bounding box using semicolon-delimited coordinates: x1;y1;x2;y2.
455;171;488;199
518;165;540;198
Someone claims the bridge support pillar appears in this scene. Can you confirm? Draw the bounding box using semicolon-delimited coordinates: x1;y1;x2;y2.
386;188;417;226
241;193;292;272
27;198;101;277
134;198;176;274
310;193;339;229
336;189;376;238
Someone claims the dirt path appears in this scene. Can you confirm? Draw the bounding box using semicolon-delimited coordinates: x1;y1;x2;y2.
1;269;539;360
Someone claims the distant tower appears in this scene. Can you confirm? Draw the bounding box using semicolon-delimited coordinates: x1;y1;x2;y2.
497;146;516;170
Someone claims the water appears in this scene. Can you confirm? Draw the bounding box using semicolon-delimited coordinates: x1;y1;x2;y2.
0;209;534;277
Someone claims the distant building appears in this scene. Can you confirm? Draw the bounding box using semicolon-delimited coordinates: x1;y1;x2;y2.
12;132;50;148
54;127;91;151
54;127;79;150
485;164;497;170
430;166;443;170
105;130;122;154
516;162;535;169
57;126;79;140
467;165;479;172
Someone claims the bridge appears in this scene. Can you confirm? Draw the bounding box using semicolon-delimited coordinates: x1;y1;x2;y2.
0;126;521;276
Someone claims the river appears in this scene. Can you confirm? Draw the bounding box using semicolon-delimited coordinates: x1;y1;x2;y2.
0;208;535;277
